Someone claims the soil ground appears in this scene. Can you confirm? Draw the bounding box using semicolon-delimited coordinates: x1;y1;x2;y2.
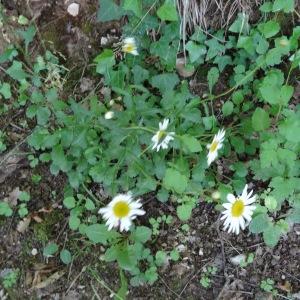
0;1;300;299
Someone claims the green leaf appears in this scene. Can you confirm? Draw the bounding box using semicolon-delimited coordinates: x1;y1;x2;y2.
43;243;58;257
222;101;234;116
177;204;193;221
264;196;277;212
273;0;294;13
63;196;76;209
17;25;36;51
36;107;51;126
157;0;178;21
207;67;219;93
60;249;72;264
94;49;116;74
69;215;80;230
123;0;142;17
6;61;28;82
19;191;30;202
150;73;179;94
249;214;270;234
132;226;152;243
97;0;124;22
181;135;202;153
259;2;273;12
0;83;12;99
155;250;168;266
85;224;111;244
185;41;206;63
263;225;282;247
0;202;13;217
163;168;188;194
170;249;180;261
252;108;270;131
51;145;69;172
258;20;280;38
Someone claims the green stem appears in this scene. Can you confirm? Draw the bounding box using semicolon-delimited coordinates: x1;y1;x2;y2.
82;183;105;205
125;126;156;134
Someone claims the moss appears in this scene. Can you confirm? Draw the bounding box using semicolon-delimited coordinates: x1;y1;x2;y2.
33;210;64;242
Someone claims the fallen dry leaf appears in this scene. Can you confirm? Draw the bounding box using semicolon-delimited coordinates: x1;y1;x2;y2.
8;187;21;206
278;281;292;293
31;270;65;290
17;217;31;233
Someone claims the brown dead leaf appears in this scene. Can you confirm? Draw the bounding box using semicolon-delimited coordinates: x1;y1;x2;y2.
278;281;292;293
32;214;43;223
17;217;31;233
31;270;65;290
0;151;26;183
7;187;21;206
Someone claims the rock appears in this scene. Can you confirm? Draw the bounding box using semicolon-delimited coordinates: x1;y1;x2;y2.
100;36;108;46
176;57;195;78
67;3;79;17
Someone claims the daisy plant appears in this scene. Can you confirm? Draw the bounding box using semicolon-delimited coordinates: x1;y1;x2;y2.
207;129;225;166
221;185;256;235
98;193;145;232
152;119;175;152
122;37;138;56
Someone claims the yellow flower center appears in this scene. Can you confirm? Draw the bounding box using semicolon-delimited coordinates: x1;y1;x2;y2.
157;130;166;142
113;201;130;218
210;141;219;152
231;199;245;217
123;43;135;53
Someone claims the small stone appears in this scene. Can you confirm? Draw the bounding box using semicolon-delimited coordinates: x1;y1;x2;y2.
198;248;204;256
230;254;246;266
176;244;186;253
67;3;79;17
31;248;38;256
100;37;108;46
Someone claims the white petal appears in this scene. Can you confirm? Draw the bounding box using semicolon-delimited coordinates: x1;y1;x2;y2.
227;194;236;203
223;203;232;210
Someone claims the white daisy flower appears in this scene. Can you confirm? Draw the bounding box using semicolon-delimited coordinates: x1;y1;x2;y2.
104;111;114;120
151;118;175;152
221;184;256;235
207;128;225;166
98;193;145;232
122;37;138;56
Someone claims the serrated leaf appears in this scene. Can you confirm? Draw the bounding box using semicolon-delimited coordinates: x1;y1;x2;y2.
150;73;179;94
43;243;58;257
263;225;281;247
249;214;270;234
222;101;234;116
252;108;270;131
163;168;188;194
273;0;294;13
63;196;76;209
132;226;152;243
185;41;206;63
157;0;178;21
94;49;115;74
0;83;12;99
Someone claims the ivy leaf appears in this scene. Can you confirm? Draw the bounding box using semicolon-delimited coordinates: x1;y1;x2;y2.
207;67;219;93
123;0;142;17
97;0;124;22
258;20;280;38
150;73;179;94
252;108;270;131
94;49;116;75
273;0;294;13
163;168;188;194
157;0;178;21
185;41;206;63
